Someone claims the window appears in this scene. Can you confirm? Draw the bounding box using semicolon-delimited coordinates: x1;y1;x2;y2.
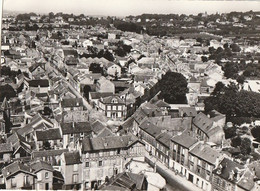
107;106;111;110
73;164;78;171
216;178;221;186
118;105;122;110
118;112;122;118
11;177;16;187
24;175;29;185
197;167;201;174
70;133;73;137
112;99;118;103
222;181;226;188
112;106;116;110
45;172;49;179
98;161;103;167
85;162;89;168
80;132;84;137
73;174;78;183
198;159;201;166
173;144;177;150
196;178;199;185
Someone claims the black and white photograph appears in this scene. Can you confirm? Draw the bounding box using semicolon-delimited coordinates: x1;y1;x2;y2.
0;0;260;190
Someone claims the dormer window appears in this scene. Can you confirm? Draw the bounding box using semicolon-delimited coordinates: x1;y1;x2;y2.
111;98;118;104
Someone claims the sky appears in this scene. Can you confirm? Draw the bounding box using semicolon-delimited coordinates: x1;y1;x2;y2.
2;0;260;16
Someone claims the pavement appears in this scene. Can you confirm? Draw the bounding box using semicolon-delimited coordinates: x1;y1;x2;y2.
144;151;204;191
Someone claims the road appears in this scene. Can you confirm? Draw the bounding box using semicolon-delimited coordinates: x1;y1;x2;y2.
144;152;203;191
49;62;92;111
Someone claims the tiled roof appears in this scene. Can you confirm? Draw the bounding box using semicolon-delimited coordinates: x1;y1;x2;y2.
63;151;81;165
213;158;244;183
31;160;53;173
28;79;49;87
139;119;161;138
92;120;106;134
2;161;36;178
101;95;125;104
192;112;214;134
179;107;197;117
0;143;13;153
156;132;172;148
32;149;68;158
171;133;198;149
89;92;114;100
82;135;141;152
60;121;92;134
190;143;220;165
61;98;83;108
35;128;62;141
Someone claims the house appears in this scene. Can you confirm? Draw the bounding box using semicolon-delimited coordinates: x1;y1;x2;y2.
138;119;162;156
34;128;62;150
96;77;115;94
60;98;84;112
60;151;82;190
155;132;172;167
16;113;54;143
26;79;50;94
31;160;54;190
81;135;145;190
179;107;197;117
105;62;121;77
190;112;225;145
2;161;36;189
99;172;148;191
0;143;13;163
32;149;68;167
212;158;245;191
97;95;127;121
170;133;198;174
89;92;114;108
60;121;92;149
29;63;46;79
6;132;32;159
188;143;222;191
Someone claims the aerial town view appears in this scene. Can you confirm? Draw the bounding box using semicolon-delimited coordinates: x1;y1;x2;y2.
0;0;259;190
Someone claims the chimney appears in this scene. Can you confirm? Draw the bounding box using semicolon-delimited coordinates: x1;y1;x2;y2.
228;170;235;181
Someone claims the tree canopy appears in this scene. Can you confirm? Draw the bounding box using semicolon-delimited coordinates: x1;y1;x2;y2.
158;71;188;104
204;82;260;119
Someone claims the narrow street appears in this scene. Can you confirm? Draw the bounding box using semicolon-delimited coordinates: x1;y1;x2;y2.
144;152;204;191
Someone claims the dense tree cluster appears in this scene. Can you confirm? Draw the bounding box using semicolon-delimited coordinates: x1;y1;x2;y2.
158;71;188;104
114;21;143;34
0;84;16;102
114;41;132;57
205;82;260;121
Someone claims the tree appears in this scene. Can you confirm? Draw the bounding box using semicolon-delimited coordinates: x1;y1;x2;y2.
89;63;103;74
83;85;92;101
231;136;241;147
49;12;55;19
201;56;208;62
205;82;260;119
251;126;260;142
224;126;237;139
43;141;51;150
230;43;241;52
236;75;245;85
158;71;188;104
0;85;16;102
43;107;52;116
240;138;251;155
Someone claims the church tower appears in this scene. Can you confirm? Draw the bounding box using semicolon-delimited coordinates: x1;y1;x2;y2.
0;97;11;134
